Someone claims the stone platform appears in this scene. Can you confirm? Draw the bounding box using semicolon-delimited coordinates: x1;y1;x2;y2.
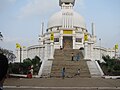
4;77;120;90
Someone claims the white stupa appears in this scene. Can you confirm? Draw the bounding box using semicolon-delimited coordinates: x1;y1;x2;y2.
16;0;118;77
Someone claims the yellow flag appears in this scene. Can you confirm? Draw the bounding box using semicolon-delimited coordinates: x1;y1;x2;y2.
50;32;54;41
16;43;21;48
84;34;88;41
115;44;118;49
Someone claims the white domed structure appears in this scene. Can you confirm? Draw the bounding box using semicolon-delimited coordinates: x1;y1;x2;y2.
16;0;117;78
48;11;86;29
73;12;86;29
48;11;62;29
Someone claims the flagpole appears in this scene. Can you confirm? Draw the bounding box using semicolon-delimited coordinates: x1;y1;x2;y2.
99;38;101;61
20;47;22;63
115;48;116;58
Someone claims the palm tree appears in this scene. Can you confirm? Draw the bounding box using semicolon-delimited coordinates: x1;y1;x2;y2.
0;32;3;41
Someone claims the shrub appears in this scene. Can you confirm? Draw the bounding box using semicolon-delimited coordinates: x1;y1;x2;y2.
99;55;120;76
8;56;42;75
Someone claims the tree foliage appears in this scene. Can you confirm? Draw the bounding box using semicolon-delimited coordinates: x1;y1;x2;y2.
9;56;42;75
0;47;16;62
32;56;41;74
32;56;40;66
23;58;32;67
8;63;20;74
0;32;3;41
100;55;120;76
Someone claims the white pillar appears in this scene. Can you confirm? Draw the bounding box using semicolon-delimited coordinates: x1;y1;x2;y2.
62;12;65;28
41;47;44;61
84;41;89;59
90;44;94;61
49;41;54;59
92;23;95;36
73;36;75;49
60;30;63;48
66;13;68;28
73;31;75;49
64;13;67;28
60;36;63;48
44;43;48;59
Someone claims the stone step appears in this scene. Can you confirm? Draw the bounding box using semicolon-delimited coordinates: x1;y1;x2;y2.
54;54;84;60
52;60;88;66
51;66;88;70
52;64;81;67
51;71;90;75
52;61;84;64
53;58;84;61
51;66;90;76
52;64;87;67
54;50;81;55
50;49;90;78
51;66;88;69
52;70;89;75
52;62;87;67
52;60;85;63
50;72;90;78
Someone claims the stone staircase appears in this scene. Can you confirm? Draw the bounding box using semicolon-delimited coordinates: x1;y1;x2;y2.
87;61;104;77
50;49;90;78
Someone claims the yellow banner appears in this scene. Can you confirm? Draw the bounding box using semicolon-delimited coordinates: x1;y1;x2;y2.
50;32;54;41
16;43;21;48
63;30;72;34
115;44;118;49
84;34;88;41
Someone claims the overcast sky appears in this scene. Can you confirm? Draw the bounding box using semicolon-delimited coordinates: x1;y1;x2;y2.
0;0;120;53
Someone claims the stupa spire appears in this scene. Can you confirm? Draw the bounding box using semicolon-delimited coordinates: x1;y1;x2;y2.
59;0;75;6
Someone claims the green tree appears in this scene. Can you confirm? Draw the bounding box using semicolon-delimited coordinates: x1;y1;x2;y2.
8;63;21;74
101;55;120;75
8;56;42;75
32;56;41;75
23;58;32;66
0;48;16;62
113;60;120;71
32;56;41;66
22;58;32;74
102;55;111;62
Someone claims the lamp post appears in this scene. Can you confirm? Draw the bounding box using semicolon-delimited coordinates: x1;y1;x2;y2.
99;38;101;61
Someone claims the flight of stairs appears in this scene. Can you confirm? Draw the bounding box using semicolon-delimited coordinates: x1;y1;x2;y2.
50;49;91;78
87;61;104;77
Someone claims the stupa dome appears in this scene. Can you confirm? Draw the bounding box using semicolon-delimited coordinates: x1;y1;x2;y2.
47;11;86;29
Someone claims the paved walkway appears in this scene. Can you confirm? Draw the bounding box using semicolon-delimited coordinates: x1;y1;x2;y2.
4;77;120;90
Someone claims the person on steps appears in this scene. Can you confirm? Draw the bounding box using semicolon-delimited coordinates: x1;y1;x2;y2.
62;67;65;79
71;53;74;61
